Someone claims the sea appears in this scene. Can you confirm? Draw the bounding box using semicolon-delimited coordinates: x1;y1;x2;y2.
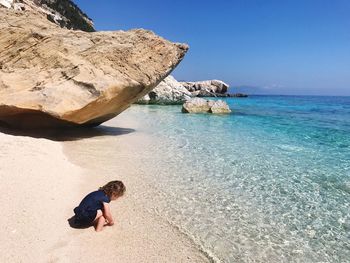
70;95;350;262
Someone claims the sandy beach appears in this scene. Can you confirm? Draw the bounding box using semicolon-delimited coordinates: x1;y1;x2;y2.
0;112;210;263
1;0;349;262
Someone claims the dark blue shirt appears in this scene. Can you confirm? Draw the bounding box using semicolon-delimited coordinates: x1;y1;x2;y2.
74;190;110;215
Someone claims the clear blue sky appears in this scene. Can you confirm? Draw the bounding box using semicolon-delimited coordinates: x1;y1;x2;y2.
74;0;350;95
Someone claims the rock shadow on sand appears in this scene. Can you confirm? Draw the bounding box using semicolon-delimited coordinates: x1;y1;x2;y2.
0;123;135;142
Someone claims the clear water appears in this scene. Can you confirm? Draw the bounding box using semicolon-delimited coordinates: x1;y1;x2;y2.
101;96;350;262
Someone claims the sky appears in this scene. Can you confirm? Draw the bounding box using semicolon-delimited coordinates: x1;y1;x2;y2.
74;0;350;96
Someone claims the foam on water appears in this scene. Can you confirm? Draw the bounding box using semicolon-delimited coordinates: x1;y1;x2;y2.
104;96;350;262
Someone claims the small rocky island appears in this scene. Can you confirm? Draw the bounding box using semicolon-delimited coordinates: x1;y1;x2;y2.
137;75;248;106
181;80;229;97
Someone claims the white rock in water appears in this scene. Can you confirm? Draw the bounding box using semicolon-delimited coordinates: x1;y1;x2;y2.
181;79;230;96
210;100;232;114
181;98;211;113
182;98;231;114
0;0;13;8
137;75;192;104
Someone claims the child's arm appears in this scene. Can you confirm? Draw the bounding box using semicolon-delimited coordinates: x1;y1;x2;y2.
102;202;114;225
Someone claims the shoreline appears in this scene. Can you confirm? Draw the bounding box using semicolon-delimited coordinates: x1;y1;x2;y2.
61;111;213;262
2;97;349;262
0;109;211;262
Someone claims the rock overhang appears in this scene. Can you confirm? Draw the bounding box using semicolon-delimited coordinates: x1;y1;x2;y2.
0;8;188;128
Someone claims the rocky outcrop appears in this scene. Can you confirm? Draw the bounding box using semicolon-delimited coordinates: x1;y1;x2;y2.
137;77;232;104
0;0;94;31
181;80;229;97
0;0;12;8
0;8;188;128
32;0;95;31
137;75;192;105
182;98;231;114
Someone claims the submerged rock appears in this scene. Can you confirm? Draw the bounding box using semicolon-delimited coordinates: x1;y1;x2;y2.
137;75;192;105
181;80;229;97
0;8;188;128
182;98;231;114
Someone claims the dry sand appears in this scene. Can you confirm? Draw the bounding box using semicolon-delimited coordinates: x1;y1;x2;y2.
0;115;211;262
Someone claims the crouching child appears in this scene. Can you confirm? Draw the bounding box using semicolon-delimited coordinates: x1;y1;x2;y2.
73;180;126;232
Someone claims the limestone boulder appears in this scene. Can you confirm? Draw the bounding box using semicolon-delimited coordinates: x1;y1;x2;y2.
137;75;192;105
181;80;229;97
0;8;188;128
182;98;211;113
182;98;231;114
210;100;232;114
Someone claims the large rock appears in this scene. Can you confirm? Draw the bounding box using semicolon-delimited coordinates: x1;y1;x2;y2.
209;100;232;114
0;8;188;128
181;80;229;97
137;75;192;105
182;98;231;114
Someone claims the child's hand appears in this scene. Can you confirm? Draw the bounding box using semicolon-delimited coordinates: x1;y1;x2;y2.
107;220;114;226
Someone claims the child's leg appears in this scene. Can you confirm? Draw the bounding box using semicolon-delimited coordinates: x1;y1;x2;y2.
93;210;106;232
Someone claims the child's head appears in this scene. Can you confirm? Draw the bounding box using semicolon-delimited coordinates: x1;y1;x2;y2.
99;180;126;200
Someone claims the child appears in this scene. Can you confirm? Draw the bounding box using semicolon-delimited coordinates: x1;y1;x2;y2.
73;180;126;232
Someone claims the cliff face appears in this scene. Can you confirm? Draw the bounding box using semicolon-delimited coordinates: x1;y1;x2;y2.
32;0;95;31
0;8;188;128
1;0;95;31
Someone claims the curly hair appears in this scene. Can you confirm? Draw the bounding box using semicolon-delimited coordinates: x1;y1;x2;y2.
99;180;126;198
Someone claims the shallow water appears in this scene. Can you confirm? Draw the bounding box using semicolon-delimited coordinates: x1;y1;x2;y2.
72;96;350;262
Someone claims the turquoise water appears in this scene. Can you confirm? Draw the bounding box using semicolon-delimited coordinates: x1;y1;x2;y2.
116;96;350;262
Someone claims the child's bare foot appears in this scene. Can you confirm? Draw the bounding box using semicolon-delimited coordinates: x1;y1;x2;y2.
94;216;106;232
